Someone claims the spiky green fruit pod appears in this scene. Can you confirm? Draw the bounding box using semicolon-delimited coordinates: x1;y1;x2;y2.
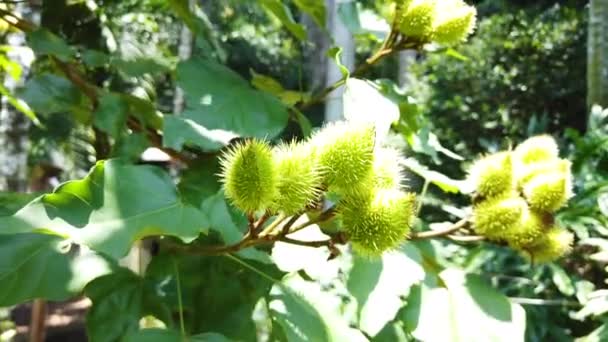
399;0;437;39
505;211;549;248
431;0;477;45
522;227;574;263
515;159;572;188
309;121;375;193
468;152;513;198
371;147;405;190
270;142;323;215
514;135;559;164
219;139;277;213
340;189;416;257
523;171;573;213
472;195;527;240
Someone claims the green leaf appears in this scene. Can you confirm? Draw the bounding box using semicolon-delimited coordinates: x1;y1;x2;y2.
113;133;150;161
94;93;129;138
0;233;116;306
122;329;232;342
548;264;575;296
0;83;39;125
293;0;326;28
260;0;307;40
327;46;350;80
347;245;425;337
86;269;168;342
27;28;73;62
171;58;288;150
18;73;90;120
162;116;236;152
112;58;172;77
81;49;110;67
0;160;207;259
250;69;310;107
145;253;281;340
575;323;608;342
401;158;469;194
402;269;526;342
269;274;367;342
0;192;41;216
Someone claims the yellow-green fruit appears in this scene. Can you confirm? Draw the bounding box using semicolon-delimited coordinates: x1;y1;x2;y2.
341;189;416;256
523;227;574;263
310;121;375;193
514;135;559;164
506;211;548;248
371;147;405;190
431;0;477;45
472;196;527;240
399;0;437;39
219;139;277;213
523;171;572;213
516;159;571;187
468;152;513;198
271;142;323;215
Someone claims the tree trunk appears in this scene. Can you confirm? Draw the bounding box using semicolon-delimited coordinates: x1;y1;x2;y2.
324;0;355;122
588;0;608;110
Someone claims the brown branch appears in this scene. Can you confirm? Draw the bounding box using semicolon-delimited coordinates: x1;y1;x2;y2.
279;236;332;248
410;217;470;240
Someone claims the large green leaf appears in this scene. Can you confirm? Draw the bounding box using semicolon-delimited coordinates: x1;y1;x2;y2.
347;245;425;337
85;269;173;342
269;274;367;342
27;28;74;62
18;73;90;120
0;160;207;259
145;253;281;340
122;329;231;342
0;233;116;306
0;192;41;216
402;269;526;342
168;58;288;151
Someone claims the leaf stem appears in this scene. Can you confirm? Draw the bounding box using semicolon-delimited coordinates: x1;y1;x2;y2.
172;258;186;341
410;217;470;240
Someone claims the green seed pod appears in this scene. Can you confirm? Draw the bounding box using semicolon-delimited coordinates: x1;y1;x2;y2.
431;0;477;45
472;195;527;240
506;210;548;248
514;135;559;164
310;121;375;193
271;142;323;215
341;189;416;257
515;159;571;188
372;147;405;190
468;152;513;198
523;171;572;213
523;227;573;263
399;0;437;39
219;139;277;213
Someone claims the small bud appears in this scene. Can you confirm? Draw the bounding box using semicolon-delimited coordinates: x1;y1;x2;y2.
431;0;477;45
514;135;559;164
271;142;323;215
309;121;375;193
219;139;277;213
523;171;573;213
472;196;527;240
371;147;405;190
399;0;437;39
468;152;513;198
522;227;574;263
340;189;416;256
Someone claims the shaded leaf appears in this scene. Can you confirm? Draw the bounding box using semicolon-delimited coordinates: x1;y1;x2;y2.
0;233;116;306
81;49;109;67
0;160;207;259
260;0;307;40
0;83;39;125
28;28;73;61
112;58;172;77
18;73;90;120
122;329;232;342
293;0;326;28
163;116;236;152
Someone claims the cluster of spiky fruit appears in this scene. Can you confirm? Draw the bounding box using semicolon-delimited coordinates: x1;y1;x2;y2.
468;135;574;263
219;121;416;256
386;0;477;45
